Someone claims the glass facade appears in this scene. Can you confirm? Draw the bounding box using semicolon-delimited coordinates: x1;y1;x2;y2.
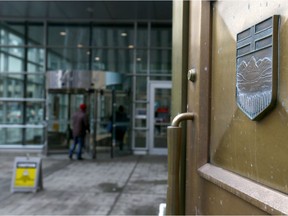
0;20;171;152
0;22;45;147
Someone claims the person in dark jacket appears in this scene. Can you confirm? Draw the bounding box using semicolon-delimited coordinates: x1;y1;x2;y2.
115;105;128;151
69;103;90;160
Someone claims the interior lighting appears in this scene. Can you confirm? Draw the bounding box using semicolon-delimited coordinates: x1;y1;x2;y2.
137;58;142;61
60;32;66;36
95;57;100;61
128;45;134;49
121;32;127;37
77;44;83;48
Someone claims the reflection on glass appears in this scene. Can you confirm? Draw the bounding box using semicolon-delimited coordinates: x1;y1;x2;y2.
93;24;134;47
0;79;2;97
0;22;25;46
48;24;90;46
26;102;44;124
0;74;24;98
25;127;44;145
0;48;24;72
27;74;44;98
48;94;68;123
28;24;44;45
92;49;133;73
134;130;146;148
8;56;24;72
0;53;4;72
0;102;23;124
150;75;171;81
0;128;22;144
0;101;44;125
136;50;147;73
150;49;172;74
28;48;44;72
97;91;112;135
135;103;147;128
137;23;148;47
2;47;25;58
154;88;171;149
47;48;90;70
135;76;147;100
151;23;172;47
135;118;146;128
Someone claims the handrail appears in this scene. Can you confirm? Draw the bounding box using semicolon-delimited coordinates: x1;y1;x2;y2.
166;112;194;215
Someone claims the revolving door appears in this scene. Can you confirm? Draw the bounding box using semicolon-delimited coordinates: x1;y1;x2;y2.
47;89;94;154
46;70;130;157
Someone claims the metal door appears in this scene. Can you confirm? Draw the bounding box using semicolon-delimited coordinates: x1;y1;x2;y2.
149;81;171;155
168;0;288;215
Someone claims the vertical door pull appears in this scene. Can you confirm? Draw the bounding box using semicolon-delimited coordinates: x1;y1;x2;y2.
166;112;194;215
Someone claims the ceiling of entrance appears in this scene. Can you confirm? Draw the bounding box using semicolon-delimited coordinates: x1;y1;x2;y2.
0;1;172;21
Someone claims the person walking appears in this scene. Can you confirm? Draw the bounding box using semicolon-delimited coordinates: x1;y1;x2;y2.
115;105;128;151
69;103;90;160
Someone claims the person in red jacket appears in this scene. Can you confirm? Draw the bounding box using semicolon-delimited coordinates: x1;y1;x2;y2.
69;104;90;160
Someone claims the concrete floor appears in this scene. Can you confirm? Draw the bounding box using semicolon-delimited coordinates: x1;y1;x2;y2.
0;153;168;215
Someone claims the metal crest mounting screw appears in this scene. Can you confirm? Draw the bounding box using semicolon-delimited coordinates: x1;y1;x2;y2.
188;68;196;82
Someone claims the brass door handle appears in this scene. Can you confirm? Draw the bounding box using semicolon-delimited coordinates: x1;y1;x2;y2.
166;112;194;215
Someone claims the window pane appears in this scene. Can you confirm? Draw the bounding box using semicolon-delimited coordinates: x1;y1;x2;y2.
0;103;4;123
0;74;24;98
0;47;24;59
28;48;45;72
135;76;147;101
0;53;4;72
8;56;24;72
27;74;45;98
0;127;44;145
26;102;44;124
135;103;147;128
0;78;2;97
0;101;44;125
0;29;4;45
151;23;172;47
0;102;23;124
0;127;22;144
150;49;171;74
0;48;24;72
28;24;44;45
93;24;134;47
47;48;90;70
137;23;148;47
48;24;90;46
136;50;147;74
47;94;68;123
25;127;44;145
150;75;171;81
92;49;133;73
0;22;25;46
134;130;146;148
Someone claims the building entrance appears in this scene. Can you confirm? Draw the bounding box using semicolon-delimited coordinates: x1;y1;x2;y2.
45;70;128;158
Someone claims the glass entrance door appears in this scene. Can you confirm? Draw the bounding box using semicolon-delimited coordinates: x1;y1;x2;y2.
149;81;172;155
47;91;89;153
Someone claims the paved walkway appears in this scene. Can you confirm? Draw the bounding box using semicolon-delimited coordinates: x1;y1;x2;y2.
0;153;168;215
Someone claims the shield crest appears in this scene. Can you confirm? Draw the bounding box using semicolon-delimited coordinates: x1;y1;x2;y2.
236;16;279;120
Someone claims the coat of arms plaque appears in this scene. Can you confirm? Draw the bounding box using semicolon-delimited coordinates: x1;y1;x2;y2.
236;15;279;120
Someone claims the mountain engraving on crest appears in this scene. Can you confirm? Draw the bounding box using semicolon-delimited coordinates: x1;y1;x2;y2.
236;15;279;120
236;57;272;119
